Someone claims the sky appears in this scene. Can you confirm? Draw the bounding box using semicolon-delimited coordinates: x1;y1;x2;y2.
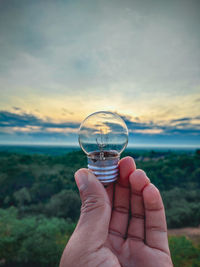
0;0;200;147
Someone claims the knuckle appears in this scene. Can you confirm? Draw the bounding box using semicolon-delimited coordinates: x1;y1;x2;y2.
134;169;146;177
81;194;107;214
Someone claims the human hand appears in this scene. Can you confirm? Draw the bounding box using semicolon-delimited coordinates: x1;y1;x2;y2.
60;157;173;267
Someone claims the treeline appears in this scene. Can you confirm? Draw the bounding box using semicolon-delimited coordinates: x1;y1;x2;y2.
1;150;200;228
0;151;84;220
1;208;200;267
0;149;200;266
0;207;75;267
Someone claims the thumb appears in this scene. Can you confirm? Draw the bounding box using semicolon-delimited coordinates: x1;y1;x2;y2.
74;168;111;242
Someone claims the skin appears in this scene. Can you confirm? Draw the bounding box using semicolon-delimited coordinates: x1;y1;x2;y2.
60;157;173;267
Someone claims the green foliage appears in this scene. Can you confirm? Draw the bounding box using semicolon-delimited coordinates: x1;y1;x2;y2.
0;151;85;218
162;188;200;228
169;236;200;267
0;149;200;226
0;207;75;267
45;189;81;220
14;187;31;207
0;148;200;266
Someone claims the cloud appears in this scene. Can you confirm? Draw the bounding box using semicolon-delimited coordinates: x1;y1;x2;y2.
132;129;164;134
0;111;80;130
0;110;199;146
170;117;192;123
1;110;198;137
12;107;22;111
0;0;199;110
120;114;200;136
62;108;74;116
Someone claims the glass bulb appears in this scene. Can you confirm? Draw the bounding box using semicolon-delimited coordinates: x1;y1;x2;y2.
78;111;128;185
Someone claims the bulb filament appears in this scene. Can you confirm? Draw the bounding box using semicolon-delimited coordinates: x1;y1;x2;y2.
96;129;108;160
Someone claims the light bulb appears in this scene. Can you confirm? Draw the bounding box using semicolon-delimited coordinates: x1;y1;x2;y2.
78;111;128;185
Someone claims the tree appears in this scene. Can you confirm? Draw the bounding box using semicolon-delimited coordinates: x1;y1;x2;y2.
45;190;81;220
13;187;31;207
0;207;75;267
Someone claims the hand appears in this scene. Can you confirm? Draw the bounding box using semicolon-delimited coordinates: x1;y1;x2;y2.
60;157;173;267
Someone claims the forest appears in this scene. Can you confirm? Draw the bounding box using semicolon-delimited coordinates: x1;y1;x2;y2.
0;148;200;266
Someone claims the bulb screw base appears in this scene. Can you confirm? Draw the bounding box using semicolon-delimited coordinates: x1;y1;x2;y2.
87;151;119;186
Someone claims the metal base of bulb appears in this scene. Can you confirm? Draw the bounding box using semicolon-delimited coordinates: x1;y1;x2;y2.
87;151;119;186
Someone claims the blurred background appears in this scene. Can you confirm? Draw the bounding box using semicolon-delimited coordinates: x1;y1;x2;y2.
0;0;200;266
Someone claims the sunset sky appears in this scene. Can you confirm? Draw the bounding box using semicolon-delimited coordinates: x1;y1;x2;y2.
0;0;200;147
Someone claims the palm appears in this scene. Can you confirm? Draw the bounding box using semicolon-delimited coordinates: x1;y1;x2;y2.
60;157;173;267
101;157;173;267
103;238;171;267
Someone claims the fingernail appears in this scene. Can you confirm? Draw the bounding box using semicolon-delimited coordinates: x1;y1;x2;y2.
75;170;88;190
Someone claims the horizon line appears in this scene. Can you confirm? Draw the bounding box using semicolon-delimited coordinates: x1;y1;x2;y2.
0;142;199;149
